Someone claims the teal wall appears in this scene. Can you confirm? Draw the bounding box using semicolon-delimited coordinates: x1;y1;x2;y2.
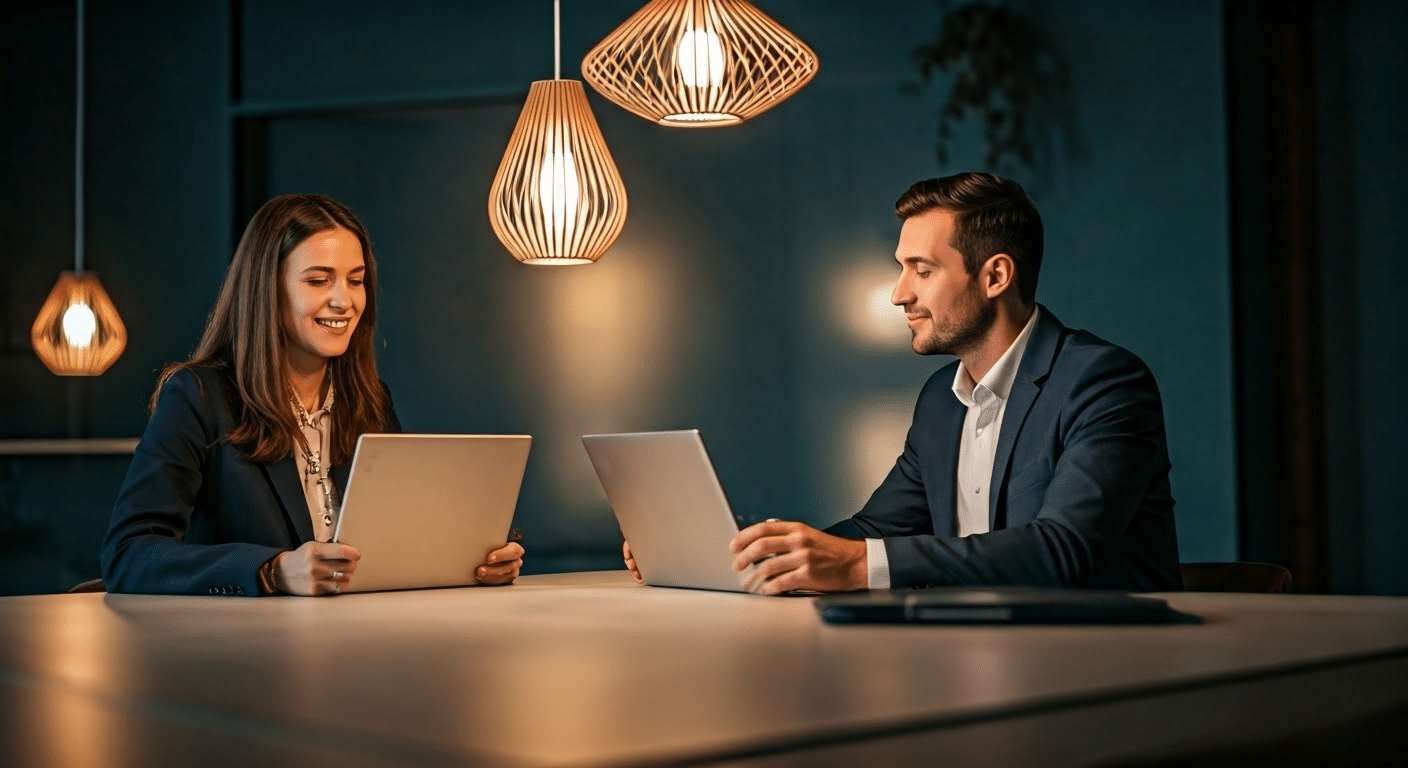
1036;1;1235;562
1346;0;1408;596
2;0;1396;594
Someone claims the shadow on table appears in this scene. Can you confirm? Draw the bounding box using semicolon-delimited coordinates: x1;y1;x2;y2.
1106;700;1408;767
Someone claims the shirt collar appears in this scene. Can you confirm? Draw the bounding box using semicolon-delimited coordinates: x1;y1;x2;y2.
292;379;336;423
316;379;336;416
951;305;1041;407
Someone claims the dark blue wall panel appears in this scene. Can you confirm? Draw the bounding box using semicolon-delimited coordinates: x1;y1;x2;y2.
1347;0;1408;596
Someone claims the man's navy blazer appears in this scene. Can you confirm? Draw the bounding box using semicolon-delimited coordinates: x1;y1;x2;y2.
826;306;1182;591
101;365;400;596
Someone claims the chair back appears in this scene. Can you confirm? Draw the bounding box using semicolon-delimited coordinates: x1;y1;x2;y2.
1180;562;1293;593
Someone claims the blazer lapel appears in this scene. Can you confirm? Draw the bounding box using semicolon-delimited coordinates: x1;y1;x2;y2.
331;463;351;497
331;462;351;524
932;392;965;538
989;305;1063;530
264;456;315;543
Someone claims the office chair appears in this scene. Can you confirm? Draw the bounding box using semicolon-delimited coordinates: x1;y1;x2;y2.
1179;562;1293;593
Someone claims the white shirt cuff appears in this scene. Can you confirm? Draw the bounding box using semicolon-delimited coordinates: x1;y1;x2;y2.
865;538;890;590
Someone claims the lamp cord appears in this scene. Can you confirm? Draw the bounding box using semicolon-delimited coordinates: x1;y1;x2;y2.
553;0;561;80
75;0;85;274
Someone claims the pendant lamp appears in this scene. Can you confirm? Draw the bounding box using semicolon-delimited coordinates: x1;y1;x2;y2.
581;0;819;128
32;0;126;375
488;0;628;265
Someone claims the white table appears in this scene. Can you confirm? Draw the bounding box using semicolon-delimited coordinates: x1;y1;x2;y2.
2;571;1406;767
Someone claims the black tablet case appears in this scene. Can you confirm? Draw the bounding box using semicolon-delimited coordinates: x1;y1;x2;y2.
816;586;1201;625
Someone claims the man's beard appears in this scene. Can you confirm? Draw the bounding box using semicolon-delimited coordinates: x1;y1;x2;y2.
911;279;996;357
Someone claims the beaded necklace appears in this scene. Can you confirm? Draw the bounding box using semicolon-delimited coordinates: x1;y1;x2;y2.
291;383;339;528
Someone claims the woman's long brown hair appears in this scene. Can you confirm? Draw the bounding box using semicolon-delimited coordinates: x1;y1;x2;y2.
153;194;391;465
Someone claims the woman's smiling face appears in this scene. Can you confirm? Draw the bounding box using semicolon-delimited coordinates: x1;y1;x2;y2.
281;226;365;373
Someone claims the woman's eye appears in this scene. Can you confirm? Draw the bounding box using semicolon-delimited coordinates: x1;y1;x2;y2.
349;279;365;288
306;278;329;286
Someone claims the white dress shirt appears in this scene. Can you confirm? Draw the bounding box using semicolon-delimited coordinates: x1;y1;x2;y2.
865;307;1041;589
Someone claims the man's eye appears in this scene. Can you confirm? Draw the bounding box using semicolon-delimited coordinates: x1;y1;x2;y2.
916;270;931;278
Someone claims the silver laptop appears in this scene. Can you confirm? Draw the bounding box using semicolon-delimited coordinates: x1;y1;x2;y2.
331;433;531;593
582;429;750;593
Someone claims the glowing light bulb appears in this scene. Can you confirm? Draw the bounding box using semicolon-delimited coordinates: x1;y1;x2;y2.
538;146;580;241
676;28;725;88
61;302;97;349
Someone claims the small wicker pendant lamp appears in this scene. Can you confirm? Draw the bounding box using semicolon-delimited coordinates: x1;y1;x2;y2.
488;0;628;265
32;272;127;376
32;0;127;375
581;0;818;128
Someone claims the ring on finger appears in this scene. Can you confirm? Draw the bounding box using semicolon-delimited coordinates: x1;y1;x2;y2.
333;570;344;580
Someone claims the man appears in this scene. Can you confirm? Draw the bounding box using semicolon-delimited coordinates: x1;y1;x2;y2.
624;173;1182;594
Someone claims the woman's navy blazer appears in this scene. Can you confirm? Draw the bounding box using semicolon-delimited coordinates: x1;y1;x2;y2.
101;364;400;596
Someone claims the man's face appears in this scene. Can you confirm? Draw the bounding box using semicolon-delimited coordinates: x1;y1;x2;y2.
891;209;995;357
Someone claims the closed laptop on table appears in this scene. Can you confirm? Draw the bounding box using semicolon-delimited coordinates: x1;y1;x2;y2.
331;433;531;593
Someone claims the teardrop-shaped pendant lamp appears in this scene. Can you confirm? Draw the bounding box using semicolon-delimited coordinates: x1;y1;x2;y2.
581;0;819;127
33;0;127;375
488;0;628;265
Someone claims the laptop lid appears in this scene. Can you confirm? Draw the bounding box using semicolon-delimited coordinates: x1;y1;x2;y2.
815;586;1201;625
582;430;748;593
331;433;531;593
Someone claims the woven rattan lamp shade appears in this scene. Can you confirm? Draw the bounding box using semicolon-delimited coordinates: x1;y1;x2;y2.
31;271;127;376
581;0;818;127
488;79;629;264
32;0;127;376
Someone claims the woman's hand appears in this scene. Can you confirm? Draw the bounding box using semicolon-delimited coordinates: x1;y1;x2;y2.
623;540;643;583
474;541;524;585
274;541;361;596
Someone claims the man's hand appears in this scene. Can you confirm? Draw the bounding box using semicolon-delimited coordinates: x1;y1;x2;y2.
274;541;361;596
474;541;524;585
622;540;643;583
729;520;868;595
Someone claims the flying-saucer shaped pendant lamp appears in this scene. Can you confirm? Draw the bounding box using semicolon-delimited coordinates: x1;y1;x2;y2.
488;79;629;264
581;0;819;127
32;271;127;376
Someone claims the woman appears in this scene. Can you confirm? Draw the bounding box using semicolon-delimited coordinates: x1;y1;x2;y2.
101;194;524;595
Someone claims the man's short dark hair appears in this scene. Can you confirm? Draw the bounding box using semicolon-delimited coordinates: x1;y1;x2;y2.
895;173;1043;304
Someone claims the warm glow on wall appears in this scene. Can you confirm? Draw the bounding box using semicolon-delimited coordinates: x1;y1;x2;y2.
842;398;914;511
833;261;908;347
521;249;678;502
